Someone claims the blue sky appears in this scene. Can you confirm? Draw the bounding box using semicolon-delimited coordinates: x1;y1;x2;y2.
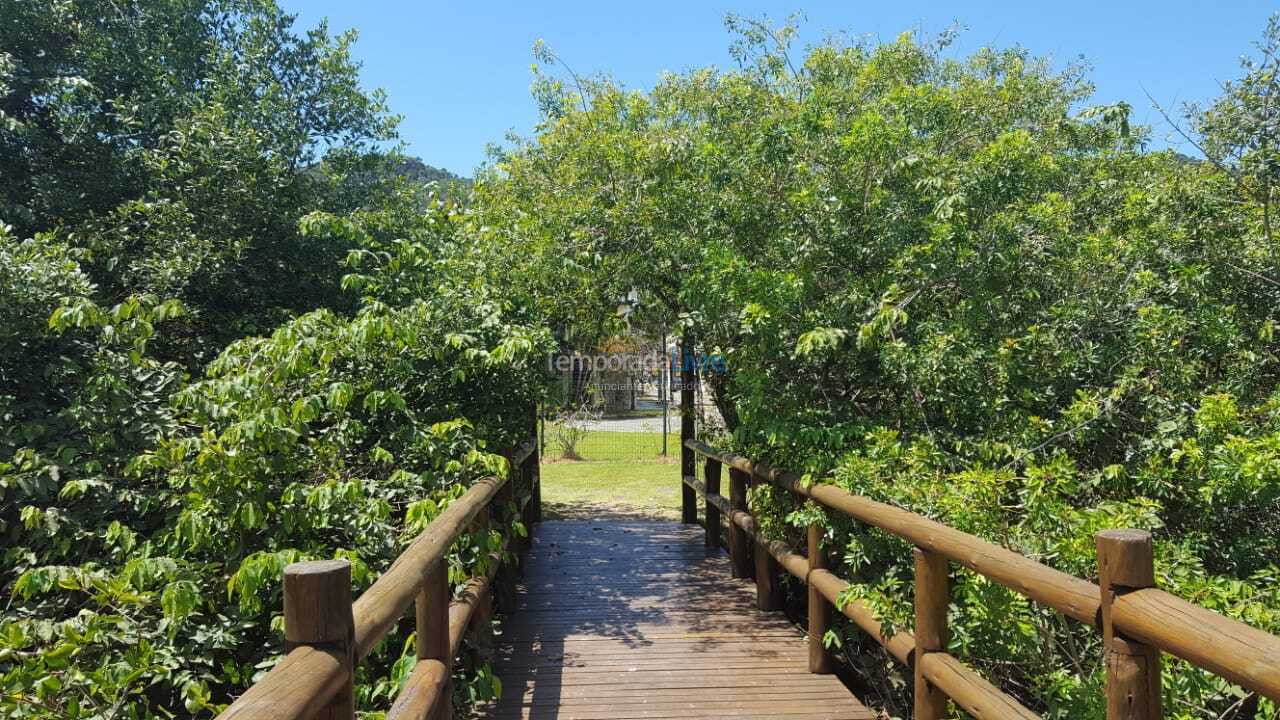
283;1;1278;177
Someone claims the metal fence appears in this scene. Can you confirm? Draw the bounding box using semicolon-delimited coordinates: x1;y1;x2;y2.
542;357;719;462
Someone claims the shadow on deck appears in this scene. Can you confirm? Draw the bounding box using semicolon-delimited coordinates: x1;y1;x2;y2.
474;520;875;720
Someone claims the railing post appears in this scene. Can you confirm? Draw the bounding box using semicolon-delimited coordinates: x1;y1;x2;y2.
913;548;948;720
512;452;529;574
472;505;496;654
494;454;517;612
284;560;355;720
704;457;722;548
751;475;783;611
680;333;697;524
728;467;753;579
1097;529;1162;720
528;409;542;525
807;521;832;674
417;560;452;720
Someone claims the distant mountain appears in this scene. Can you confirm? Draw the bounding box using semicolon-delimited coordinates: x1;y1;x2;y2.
394;157;473;194
304;155;473;204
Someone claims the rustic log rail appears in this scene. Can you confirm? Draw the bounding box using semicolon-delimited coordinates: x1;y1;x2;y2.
682;438;1280;719
218;438;539;720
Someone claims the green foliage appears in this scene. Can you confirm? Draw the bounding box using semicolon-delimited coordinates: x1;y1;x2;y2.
6;3;1280;719
3;197;551;717
0;2;546;717
1191;13;1280;253
0;0;400;363
485;16;1280;719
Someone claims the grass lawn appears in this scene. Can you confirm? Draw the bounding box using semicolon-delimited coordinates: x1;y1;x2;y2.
539;430;683;519
542;428;680;462
541;459;681;519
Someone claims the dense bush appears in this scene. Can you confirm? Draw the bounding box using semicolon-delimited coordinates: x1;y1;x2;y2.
2;199;551;717
5;3;1280;718
482;17;1280;719
0;2;550;717
0;0;400;364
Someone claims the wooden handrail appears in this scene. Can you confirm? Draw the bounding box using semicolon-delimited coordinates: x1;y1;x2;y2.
508;439;537;467
683;438;1280;713
352;473;504;661
919;653;1040;720
447;556;500;659
217;647;348;720
389;545;504;720
686;440;1100;623
684;474;1037;719
1111;588;1280;700
220;437;539;720
386;661;448;720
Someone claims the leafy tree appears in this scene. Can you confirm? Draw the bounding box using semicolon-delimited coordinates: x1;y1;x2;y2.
0;2;546;717
0;0;398;363
483;16;1280;718
2;192;552;717
1189;14;1280;255
6;4;1280;718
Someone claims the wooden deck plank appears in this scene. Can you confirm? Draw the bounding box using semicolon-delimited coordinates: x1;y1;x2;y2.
474;520;875;720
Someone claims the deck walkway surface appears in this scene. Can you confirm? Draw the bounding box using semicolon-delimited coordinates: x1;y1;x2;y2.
476;520;876;719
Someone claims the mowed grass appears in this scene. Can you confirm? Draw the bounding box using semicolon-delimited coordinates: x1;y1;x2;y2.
539;430;683;519
543;427;680;462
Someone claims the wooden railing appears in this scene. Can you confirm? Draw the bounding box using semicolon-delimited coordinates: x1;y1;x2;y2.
681;437;1280;720
218;438;540;720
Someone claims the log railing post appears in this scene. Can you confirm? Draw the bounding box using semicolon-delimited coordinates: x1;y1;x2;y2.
494;455;517;612
913;548;948;720
680;333;697;524
728;467;753;579
284;560;355;720
471;505;495;654
472;584;495;656
1097;529;1162;720
704;457;722;549
807;521;832;673
751;475;783;611
528;451;541;524
417;560;452;720
512;452;529;574
528;408;542;524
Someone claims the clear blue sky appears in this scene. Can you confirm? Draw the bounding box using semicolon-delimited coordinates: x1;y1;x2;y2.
283;1;1278;177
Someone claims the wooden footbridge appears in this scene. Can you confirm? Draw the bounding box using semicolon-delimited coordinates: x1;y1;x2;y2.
219;419;1280;720
479;519;874;719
